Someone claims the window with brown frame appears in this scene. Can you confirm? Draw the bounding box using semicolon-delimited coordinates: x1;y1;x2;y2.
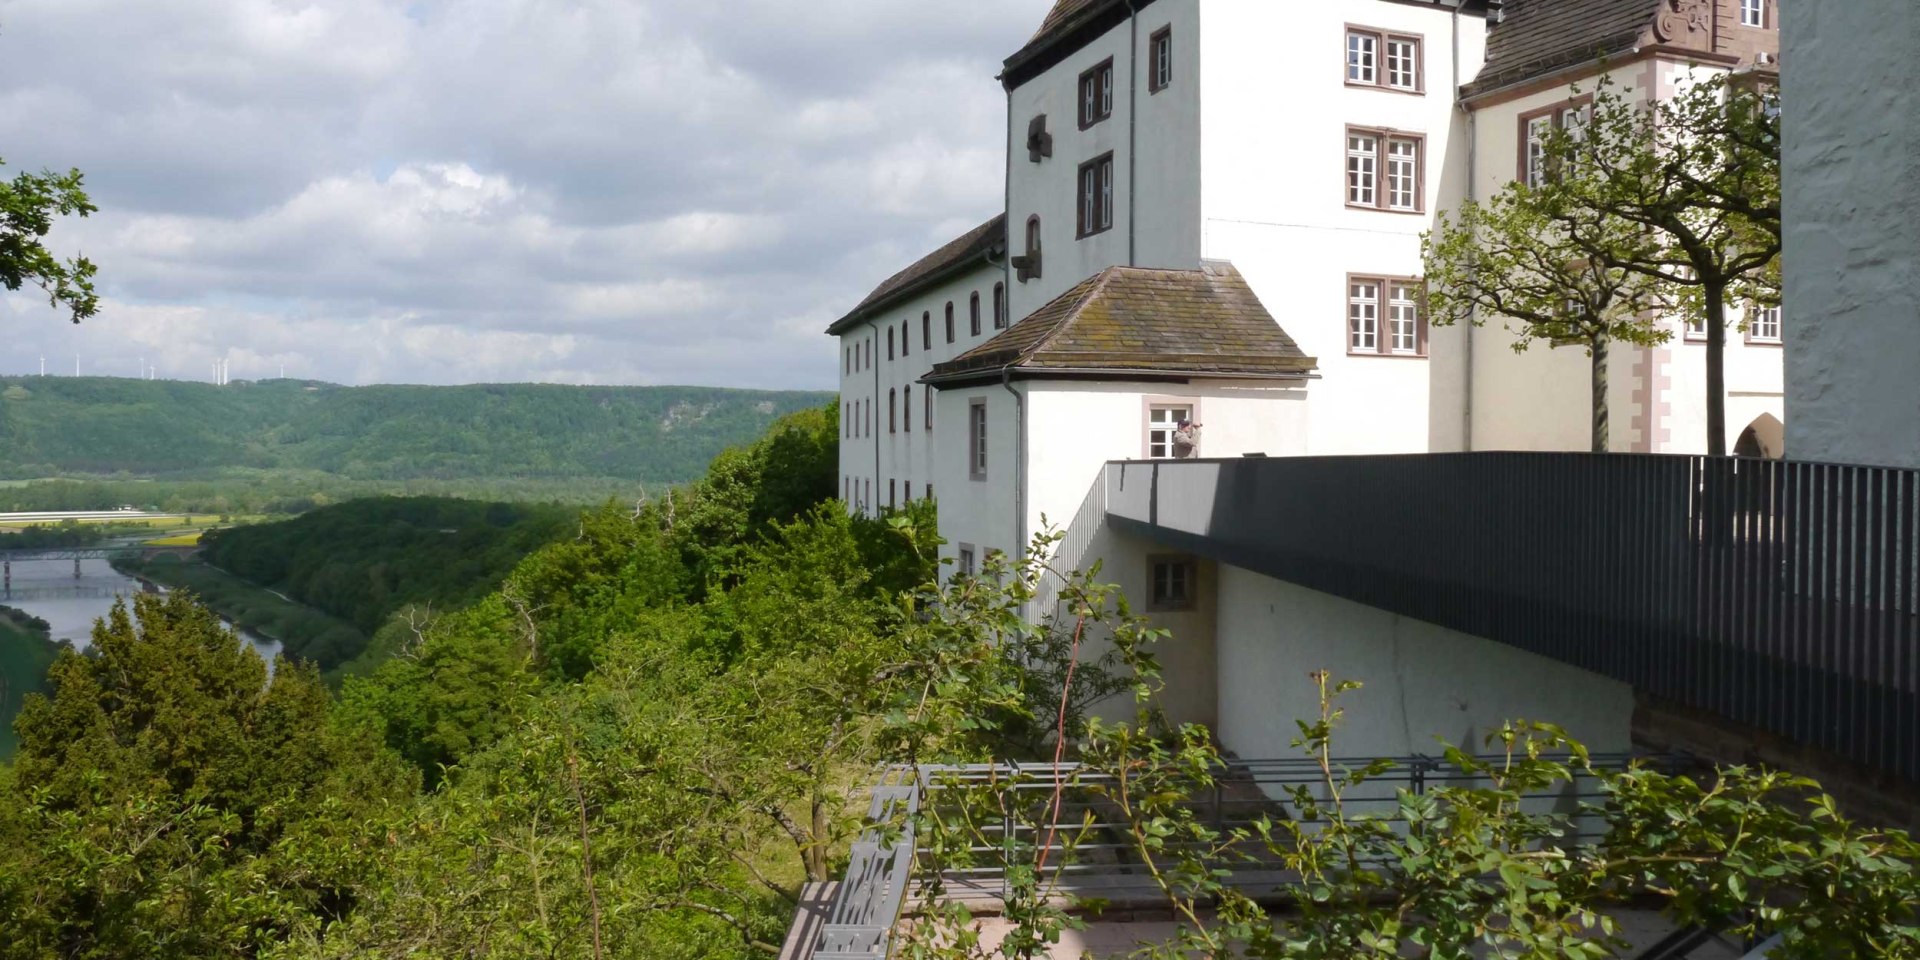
1149;27;1173;93
945;301;955;343
1347;276;1428;357
1346;26;1421;93
1518;98;1591;188
1345;128;1423;213
1079;58;1114;128
922;311;931;351
969;292;982;336
1078;153;1115;238
993;283;1007;329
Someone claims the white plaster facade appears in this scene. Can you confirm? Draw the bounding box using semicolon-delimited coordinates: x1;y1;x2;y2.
824;0;1790;752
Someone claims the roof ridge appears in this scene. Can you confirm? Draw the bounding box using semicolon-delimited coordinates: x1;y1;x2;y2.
1018;267;1121;365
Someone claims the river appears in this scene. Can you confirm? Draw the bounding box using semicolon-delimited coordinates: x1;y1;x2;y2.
1;556;283;662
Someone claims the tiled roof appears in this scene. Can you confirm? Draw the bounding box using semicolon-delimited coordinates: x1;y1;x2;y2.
1030;0;1101;42
1464;0;1658;99
925;262;1316;383
827;215;1006;336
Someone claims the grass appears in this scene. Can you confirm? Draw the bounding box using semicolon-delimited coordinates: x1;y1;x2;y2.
143;532;203;547
114;556;368;677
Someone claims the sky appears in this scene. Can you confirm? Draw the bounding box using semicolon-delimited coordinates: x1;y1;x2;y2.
0;0;1042;389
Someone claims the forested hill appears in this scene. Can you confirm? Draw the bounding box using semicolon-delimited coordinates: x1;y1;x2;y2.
0;377;831;487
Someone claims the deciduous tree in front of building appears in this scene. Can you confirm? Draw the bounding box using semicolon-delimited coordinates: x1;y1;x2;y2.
1424;186;1671;453
1542;74;1780;457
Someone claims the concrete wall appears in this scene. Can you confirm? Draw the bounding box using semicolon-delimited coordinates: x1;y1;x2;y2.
1783;0;1920;468
1213;564;1635;761
1200;0;1484;457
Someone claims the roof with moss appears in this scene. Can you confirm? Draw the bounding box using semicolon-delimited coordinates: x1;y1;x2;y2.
924;262;1316;384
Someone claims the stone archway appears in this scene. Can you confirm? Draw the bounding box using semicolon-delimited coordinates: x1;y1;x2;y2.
1734;412;1786;459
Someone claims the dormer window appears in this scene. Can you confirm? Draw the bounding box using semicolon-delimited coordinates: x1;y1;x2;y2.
1079;59;1114;128
1348;27;1421;94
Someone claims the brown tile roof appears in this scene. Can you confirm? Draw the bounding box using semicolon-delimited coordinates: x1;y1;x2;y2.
925;262;1316;383
1464;0;1659;100
827;215;1006;336
1031;0;1101;42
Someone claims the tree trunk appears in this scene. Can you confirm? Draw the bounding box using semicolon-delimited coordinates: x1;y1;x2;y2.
1704;281;1728;457
1590;336;1611;453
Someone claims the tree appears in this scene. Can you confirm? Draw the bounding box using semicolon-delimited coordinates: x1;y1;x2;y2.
0;592;414;959
0;159;98;322
1424;187;1671;452
1543;73;1780;456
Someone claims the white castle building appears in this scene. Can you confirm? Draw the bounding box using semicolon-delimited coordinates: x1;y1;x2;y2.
829;0;1785;759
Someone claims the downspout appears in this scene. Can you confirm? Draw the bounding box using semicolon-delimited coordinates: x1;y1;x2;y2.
1454;0;1478;451
1002;84;1023;558
868;318;882;515
1124;0;1140;266
1001;366;1026;560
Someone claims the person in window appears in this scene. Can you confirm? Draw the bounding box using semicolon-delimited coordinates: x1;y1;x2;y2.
1172;419;1201;459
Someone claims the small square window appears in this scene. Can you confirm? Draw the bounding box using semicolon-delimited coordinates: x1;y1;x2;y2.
1740;0;1764;27
1748;304;1781;343
1146;402;1196;460
1149;556;1197;612
1685;316;1710;341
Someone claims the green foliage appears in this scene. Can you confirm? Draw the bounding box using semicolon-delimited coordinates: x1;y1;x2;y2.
201;496;573;636
0;376;831;493
0;159;97;323
113;556;372;671
0;605;59;760
0;519;106;549
0;593;415;959
1533;72;1780;455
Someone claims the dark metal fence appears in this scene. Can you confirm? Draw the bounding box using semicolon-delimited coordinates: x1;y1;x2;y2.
1104;453;1920;783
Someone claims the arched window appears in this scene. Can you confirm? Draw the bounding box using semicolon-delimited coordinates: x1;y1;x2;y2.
945;302;955;343
844;347;850;374
994;283;1007;329
887;327;894;361
903;386;912;432
843;402;849;437
1017;216;1043;282
922;311;931;351
889;388;897;433
901;320;910;356
925;386;933;430
969;293;982;336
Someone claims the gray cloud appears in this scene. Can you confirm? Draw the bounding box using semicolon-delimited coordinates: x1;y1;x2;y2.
0;0;1039;388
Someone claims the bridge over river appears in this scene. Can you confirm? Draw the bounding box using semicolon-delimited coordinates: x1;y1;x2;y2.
1;545;199;588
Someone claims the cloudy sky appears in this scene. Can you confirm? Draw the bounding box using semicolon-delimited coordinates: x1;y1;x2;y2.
0;0;1041;388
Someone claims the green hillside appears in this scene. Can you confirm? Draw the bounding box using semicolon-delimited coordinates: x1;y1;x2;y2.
0;377;832;490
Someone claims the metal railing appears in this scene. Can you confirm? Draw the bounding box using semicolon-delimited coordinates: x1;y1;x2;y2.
1104;453;1920;784
807;753;1654;960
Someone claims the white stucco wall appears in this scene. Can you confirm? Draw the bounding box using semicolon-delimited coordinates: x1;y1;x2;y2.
1005;0;1204;324
837;260;1007;517
1213;564;1635;762
1782;0;1920;468
1199;0;1485;456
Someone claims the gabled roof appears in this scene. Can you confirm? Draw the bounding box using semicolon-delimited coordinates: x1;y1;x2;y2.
827;215;1006;336
1030;0;1100;42
1464;0;1664;100
924;262;1316;385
